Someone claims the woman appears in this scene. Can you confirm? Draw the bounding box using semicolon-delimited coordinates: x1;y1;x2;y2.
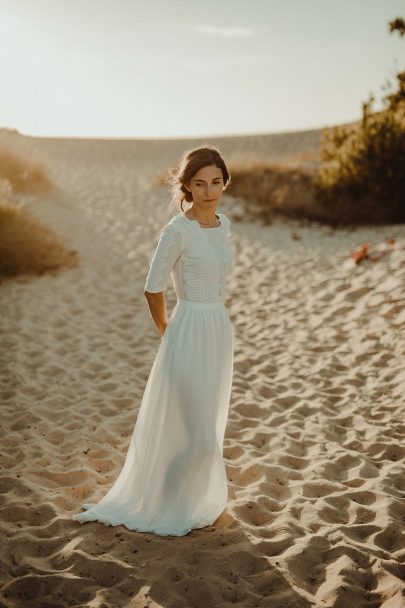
72;145;235;536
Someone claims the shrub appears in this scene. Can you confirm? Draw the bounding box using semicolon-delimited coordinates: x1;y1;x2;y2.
313;103;405;224
0;201;78;280
313;16;405;225
227;161;318;224
0;149;53;196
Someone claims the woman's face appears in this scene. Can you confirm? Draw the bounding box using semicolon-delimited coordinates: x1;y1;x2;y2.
185;165;225;207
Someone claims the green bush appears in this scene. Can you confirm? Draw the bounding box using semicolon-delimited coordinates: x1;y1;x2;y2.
313;103;405;224
313;17;405;225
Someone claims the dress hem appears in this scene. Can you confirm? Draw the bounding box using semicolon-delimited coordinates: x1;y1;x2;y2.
71;504;226;537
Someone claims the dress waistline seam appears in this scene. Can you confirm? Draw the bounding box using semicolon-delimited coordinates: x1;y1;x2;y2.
177;299;225;309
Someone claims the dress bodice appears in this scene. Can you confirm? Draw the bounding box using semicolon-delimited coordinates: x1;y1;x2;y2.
144;212;234;303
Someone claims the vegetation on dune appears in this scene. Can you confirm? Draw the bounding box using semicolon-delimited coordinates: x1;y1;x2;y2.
313;17;405;225
0;201;78;279
0;149;53;196
0;147;78;281
225;161;319;225
227;17;405;228
313;104;404;225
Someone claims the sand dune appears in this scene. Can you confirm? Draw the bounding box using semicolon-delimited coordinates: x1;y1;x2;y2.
1;128;404;607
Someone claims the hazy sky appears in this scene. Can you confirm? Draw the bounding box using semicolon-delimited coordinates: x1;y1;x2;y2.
0;0;403;138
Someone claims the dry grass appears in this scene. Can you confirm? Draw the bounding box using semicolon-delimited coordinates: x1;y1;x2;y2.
0;201;78;281
0;147;78;281
226;161;337;226
0;149;53;196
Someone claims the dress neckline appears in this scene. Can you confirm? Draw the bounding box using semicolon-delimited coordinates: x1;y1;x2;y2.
180;211;223;230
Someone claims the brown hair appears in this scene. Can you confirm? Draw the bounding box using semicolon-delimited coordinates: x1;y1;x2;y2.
166;145;231;214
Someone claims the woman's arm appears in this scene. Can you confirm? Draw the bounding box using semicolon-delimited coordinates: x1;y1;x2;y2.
144;291;168;338
143;221;183;338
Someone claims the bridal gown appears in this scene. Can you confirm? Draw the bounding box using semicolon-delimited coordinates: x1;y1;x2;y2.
72;211;234;536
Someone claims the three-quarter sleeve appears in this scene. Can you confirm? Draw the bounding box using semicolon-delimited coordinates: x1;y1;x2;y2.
144;222;183;293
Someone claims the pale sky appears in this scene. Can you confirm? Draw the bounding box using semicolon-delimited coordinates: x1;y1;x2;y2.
0;0;403;138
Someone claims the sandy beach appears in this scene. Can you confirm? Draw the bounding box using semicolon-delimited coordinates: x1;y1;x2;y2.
1;128;404;607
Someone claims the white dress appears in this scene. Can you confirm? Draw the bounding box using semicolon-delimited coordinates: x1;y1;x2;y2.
72;211;234;536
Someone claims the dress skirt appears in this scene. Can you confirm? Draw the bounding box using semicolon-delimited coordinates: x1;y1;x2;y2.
72;298;234;537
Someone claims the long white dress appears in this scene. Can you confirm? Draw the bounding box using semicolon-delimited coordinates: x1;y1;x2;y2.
72;211;234;536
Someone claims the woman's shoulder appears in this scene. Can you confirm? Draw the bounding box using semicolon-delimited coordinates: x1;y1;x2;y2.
160;214;183;230
167;212;196;232
157;214;185;241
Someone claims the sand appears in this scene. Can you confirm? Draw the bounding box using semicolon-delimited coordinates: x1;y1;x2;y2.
0;128;404;607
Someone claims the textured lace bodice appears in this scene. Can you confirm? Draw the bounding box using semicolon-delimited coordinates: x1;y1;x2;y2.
144;212;234;303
